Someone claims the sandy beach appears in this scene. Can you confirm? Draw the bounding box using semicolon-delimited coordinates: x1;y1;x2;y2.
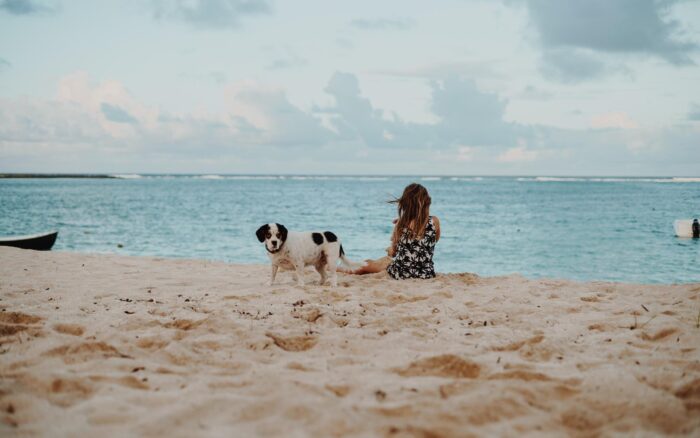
1;246;699;437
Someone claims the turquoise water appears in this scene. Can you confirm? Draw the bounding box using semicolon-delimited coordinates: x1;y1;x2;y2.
1;175;698;284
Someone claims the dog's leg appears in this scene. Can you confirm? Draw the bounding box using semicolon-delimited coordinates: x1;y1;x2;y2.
315;263;327;285
326;250;338;287
269;264;279;286
294;261;305;286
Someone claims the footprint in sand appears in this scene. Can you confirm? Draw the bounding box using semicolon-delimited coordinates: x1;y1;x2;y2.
0;312;42;325
265;332;318;352
291;307;323;323
394;354;480;378
641;327;678;341
53;323;85;336
47;377;96;407
44;342;132;364
492;333;544;352
325;384;351;397
162;319;205;331
0;312;43;338
674;378;700;411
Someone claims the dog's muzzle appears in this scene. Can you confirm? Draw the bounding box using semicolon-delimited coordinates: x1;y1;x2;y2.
266;244;284;254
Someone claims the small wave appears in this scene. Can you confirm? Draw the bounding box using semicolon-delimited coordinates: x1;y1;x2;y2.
449;177;483;181
289;176;332;180
350;176;390;181
227;176;281;180
199;175;224;180
520;176;700;183
421;177;442;181
111;174;143;179
535;177;587;182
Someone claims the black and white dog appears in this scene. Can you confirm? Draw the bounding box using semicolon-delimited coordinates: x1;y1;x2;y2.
256;223;356;287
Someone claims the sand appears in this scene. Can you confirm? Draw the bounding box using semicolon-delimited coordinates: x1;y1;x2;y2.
1;246;699;437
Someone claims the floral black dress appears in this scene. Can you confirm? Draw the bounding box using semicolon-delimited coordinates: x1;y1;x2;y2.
386;216;437;280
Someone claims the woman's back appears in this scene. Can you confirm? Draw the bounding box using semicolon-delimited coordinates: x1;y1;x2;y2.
387;216;437;279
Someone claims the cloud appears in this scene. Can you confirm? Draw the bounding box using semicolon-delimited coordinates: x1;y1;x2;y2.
516;84;552;100
497;145;538;162
0;0;53;15
373;60;503;80
456;146;475;162
526;0;698;64
590;112;639;130
538;48;610;83
321;72;391;146
429;76;518;147
209;70;227;84
101;103;138;124
319;72;527;152
335;37;353;49
152;0;271;29
688;103;700;121
0;72;335;173
513;0;699;82
265;51;308;70
349;18;414;31
225;82;334;146
1;71;698;175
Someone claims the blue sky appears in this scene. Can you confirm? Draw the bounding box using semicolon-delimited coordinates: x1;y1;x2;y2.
1;0;699;175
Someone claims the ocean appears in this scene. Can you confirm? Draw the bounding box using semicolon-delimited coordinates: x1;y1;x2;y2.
1;175;698;284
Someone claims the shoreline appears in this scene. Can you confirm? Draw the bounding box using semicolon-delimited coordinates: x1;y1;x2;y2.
1;247;699;436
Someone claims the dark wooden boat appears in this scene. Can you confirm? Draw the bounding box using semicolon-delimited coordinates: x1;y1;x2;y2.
0;231;58;251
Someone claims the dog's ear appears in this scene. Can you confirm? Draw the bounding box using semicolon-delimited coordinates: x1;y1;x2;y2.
276;223;288;242
255;224;269;243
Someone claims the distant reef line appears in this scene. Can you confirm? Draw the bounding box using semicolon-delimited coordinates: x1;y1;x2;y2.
0;174;116;179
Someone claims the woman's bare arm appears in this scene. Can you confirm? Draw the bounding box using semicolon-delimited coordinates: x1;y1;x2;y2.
433;216;441;241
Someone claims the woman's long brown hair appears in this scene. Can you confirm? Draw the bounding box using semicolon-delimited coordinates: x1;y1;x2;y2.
389;183;431;254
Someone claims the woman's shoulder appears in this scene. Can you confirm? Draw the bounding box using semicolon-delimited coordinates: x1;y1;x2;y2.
431;215;440;226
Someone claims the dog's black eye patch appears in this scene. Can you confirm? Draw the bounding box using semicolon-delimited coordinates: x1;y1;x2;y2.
323;231;338;242
311;232;324;245
256;224;270;243
276;223;288;242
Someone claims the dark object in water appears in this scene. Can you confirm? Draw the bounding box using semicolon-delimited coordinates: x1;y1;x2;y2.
0;231;58;251
693;219;700;239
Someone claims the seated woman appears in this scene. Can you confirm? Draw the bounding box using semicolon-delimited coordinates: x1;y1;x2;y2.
342;183;440;279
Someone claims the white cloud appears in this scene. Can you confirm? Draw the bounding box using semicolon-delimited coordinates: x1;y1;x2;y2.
456;146;475;162
348;18;414;31
590;112;639;130
497;143;538;163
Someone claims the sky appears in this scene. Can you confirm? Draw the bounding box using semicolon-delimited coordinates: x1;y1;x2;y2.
0;0;699;176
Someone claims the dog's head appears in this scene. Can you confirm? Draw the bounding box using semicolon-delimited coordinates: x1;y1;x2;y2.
256;223;288;254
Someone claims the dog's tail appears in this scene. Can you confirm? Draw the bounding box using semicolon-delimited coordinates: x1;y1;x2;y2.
337;244;362;269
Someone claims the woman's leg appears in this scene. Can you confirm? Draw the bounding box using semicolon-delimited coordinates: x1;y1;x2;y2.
339;256;391;275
